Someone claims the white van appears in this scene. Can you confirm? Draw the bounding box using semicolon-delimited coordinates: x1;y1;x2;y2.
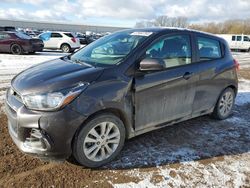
217;34;250;52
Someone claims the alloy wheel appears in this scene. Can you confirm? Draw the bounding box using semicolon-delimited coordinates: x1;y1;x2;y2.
219;91;234;117
83;121;121;162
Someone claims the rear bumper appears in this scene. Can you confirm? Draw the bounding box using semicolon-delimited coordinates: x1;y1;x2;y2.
5;89;86;160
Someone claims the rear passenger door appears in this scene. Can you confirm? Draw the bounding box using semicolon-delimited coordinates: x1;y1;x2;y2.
47;33;63;48
193;36;226;115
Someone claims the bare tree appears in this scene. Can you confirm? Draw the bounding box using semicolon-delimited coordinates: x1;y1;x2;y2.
135;17;250;34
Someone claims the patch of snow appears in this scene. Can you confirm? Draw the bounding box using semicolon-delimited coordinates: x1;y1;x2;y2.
0;52;65;104
113;152;250;188
235;92;250;106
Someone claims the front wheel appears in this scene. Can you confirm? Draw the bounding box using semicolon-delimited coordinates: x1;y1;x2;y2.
73;113;125;168
212;88;235;120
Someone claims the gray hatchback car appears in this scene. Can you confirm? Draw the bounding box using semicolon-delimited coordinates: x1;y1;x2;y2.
5;28;238;167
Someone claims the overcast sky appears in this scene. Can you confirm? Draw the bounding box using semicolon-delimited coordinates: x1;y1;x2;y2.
0;0;250;27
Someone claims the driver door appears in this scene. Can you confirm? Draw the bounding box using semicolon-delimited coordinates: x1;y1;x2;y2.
134;34;198;131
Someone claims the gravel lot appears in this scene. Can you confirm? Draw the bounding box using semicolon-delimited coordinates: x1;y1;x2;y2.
0;51;249;187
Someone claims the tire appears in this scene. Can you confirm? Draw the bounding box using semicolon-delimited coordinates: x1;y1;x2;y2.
212;88;235;120
61;44;71;53
10;44;23;55
73;113;125;168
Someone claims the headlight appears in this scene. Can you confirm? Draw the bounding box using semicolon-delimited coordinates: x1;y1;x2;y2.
22;82;89;111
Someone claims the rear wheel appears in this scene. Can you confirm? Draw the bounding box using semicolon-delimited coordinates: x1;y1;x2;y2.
61;44;71;53
73;113;125;168
212;88;235;120
10;44;23;55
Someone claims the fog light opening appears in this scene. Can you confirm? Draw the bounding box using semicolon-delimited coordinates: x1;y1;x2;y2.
24;128;51;151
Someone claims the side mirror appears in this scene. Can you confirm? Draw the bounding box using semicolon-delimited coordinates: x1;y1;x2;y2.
139;58;164;71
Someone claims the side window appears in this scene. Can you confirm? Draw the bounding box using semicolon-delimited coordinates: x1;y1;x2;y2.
51;33;62;38
0;33;10;40
145;35;191;68
198;37;222;61
236;36;242;41
244;36;249;42
232;36;236;41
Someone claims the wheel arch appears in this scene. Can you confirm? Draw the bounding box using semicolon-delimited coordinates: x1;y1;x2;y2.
71;107;133;154
60;42;71;49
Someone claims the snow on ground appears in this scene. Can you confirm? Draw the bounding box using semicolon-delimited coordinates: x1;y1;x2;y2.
0;52;250;187
0;51;67;104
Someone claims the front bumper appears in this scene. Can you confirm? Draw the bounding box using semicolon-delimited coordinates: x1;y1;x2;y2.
5;88;86;160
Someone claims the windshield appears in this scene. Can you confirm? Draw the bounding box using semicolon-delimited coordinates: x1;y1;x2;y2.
15;32;32;39
70;30;153;66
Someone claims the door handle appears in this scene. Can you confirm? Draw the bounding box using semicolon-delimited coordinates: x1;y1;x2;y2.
183;72;193;80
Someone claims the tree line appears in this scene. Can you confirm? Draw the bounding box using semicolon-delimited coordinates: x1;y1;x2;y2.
135;16;250;34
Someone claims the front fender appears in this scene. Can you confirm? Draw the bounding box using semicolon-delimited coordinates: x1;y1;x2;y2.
68;78;135;138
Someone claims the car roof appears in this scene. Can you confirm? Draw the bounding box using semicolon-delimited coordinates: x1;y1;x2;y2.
121;27;218;38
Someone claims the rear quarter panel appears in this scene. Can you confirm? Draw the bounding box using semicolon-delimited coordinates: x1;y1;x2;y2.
192;35;238;114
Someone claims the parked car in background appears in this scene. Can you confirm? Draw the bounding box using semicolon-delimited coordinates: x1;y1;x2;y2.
6;28;238;167
0;31;44;55
39;31;80;53
217;34;250;52
76;33;93;45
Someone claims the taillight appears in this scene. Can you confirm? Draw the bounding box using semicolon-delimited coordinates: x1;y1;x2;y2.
233;59;240;71
71;38;76;43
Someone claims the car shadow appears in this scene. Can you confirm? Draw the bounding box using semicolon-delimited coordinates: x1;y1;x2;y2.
69;92;250;170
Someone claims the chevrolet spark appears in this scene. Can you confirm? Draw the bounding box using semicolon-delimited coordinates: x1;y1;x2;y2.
5;28;238;167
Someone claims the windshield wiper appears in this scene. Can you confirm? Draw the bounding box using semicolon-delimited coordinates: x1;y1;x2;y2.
72;58;93;67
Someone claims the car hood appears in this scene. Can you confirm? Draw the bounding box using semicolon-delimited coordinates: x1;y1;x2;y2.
11;58;104;95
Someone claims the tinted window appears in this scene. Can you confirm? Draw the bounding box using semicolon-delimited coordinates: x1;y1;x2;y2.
51;33;62;38
0;32;10;40
244;36;250;41
64;33;74;38
232;36;236;41
145;35;191;68
198;37;222;61
236;36;242;41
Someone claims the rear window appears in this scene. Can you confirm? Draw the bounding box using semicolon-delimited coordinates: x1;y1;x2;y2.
198;37;222;61
244;36;250;42
64;33;74;38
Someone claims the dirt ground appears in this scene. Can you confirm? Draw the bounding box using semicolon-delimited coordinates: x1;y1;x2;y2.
0;55;250;187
